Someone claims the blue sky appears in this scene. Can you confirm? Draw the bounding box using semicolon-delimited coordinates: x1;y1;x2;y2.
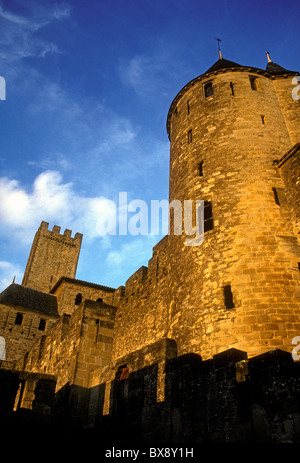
0;0;299;291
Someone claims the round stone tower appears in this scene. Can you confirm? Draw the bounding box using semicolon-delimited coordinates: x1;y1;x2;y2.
165;53;300;359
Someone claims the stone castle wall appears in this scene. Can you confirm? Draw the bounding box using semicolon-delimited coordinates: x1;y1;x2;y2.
51;278;115;315
277;144;300;237
15;300;116;394
0;302;58;365
111;236;172;362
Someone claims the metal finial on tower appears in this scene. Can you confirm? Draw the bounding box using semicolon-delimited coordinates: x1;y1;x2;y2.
214;37;222;59
266;51;272;63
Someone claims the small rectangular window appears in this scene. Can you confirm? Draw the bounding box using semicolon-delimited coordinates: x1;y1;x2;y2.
75;293;83;305
38;318;46;331
188;129;193;144
224;285;235;309
230;82;234;95
187;100;190;115
15;312;23;325
249;76;258;91
261;115;266;125
204;82;214;98
204;201;213;232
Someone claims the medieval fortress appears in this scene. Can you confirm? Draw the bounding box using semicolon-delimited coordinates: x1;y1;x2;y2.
0;52;300;443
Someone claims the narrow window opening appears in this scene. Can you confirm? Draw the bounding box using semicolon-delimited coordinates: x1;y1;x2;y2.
224;285;235;309
97;297;103;303
198;161;204;177
38;318;46;331
272;187;280;205
249;76;258;91
204;82;214;98
298;262;300;271
187;100;190;115
15;312;23;325
230;82;234;95
204;201;213;232
261;115;266;125
188;129;193;144
75;293;82;305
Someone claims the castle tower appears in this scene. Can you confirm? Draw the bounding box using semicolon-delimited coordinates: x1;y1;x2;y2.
165;53;300;358
22;221;83;293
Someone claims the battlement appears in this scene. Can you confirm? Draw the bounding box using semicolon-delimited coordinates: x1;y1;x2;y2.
125;266;148;290
39;221;83;243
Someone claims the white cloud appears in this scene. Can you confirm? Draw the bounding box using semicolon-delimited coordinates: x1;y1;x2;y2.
0;170;117;244
0;2;71;71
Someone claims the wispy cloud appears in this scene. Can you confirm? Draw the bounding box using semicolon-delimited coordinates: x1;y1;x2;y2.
120;52;168;99
25;80;140;190
0;1;71;64
118;47;187;101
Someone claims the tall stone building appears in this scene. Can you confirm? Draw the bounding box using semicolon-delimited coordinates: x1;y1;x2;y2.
1;52;300;443
22;221;83;293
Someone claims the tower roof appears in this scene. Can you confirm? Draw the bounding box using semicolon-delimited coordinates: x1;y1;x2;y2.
265;51;297;75
205;57;244;74
0;283;59;317
265;60;296;76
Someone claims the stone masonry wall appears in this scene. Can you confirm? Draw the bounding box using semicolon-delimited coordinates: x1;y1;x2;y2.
112;236;172;362
16;300;116;394
273;76;300;146
87;340;300;443
0;303;58;365
51;278;115;315
277;144;300;238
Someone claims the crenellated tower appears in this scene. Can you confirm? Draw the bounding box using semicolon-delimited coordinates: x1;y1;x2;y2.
22;221;83;292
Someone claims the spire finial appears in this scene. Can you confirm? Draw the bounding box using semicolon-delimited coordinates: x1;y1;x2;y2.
266;51;272;63
214;37;222;59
